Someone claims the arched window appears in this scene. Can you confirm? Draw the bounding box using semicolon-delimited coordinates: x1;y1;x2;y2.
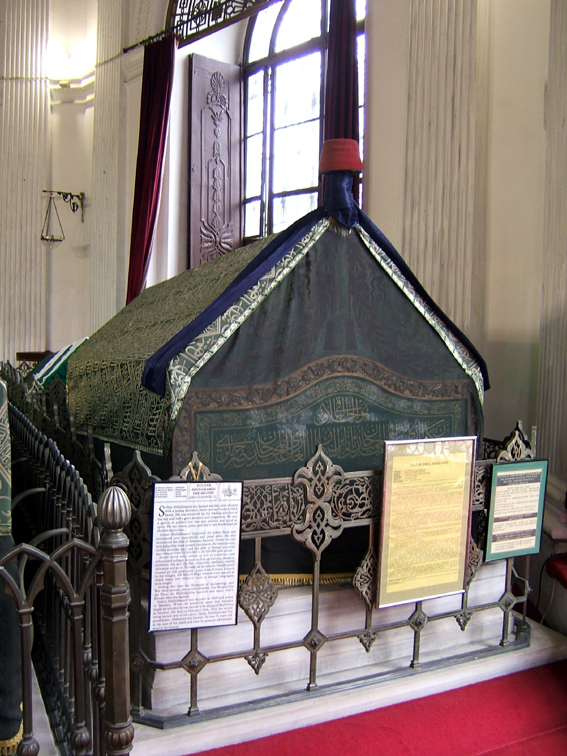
243;0;366;241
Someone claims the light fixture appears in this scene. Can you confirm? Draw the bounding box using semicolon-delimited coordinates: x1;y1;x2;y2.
41;190;85;247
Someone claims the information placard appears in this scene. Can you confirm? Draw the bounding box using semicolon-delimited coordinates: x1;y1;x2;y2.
378;437;476;608
149;480;243;632
485;460;548;562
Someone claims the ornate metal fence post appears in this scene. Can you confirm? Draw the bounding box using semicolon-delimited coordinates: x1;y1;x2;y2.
98;485;135;756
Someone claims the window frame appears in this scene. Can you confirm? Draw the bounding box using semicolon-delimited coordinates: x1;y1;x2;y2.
242;0;365;241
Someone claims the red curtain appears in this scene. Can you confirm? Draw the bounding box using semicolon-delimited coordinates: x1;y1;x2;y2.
126;35;176;305
323;0;360;200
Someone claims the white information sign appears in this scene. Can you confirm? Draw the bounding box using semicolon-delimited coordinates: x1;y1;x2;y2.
149;480;243;632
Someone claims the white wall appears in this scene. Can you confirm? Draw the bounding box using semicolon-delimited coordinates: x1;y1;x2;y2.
365;0;550;444
481;0;549;442
148;21;247;286
47;0;97;350
45;0;551;448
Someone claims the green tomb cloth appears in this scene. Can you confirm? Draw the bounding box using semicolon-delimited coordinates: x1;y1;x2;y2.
68;220;484;459
0;380;11;536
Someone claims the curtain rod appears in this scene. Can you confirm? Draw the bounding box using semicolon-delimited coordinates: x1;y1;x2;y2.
123;24;181;55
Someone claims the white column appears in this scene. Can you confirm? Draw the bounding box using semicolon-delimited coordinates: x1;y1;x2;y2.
537;0;567;480
401;0;488;339
0;0;50;362
365;0;488;342
89;0;125;331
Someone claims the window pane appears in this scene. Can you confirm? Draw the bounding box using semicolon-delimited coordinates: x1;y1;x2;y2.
244;200;262;238
248;1;284;63
274;52;321;128
275;0;322;53
246;70;264;137
272;192;318;232
245;134;263;199
356;0;367;21
273;120;320;193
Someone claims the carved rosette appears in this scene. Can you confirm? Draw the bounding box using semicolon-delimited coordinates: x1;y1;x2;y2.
291;446;345;557
181;649;208;676
358;629;378;653
455;611;473;631
498;591;517;613
408;607;428;633
245;651;268;675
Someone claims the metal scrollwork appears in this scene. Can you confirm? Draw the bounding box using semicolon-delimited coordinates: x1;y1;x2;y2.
291;446;345;557
172;0;273;42
466;538;483;587
497;422;534;462
238;563;278;627
472;462;491;510
353;544;378;609
110;451;158;569
358;629;379;653
179;451;222;481
245;651;268;675
455;611;473;631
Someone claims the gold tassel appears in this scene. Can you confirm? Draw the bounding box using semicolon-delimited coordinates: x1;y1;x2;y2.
240;573;354;587
0;719;23;756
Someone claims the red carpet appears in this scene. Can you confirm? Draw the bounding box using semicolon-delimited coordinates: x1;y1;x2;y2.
191;660;567;756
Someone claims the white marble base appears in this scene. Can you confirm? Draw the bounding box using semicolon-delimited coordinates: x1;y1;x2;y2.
131;556;567;756
132;620;567;756
142;562;511;712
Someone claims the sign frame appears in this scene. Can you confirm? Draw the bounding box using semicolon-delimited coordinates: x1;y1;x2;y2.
149;478;243;632
484;459;548;562
377;436;476;608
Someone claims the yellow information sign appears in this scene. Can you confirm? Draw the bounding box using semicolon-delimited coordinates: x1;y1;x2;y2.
378;437;476;608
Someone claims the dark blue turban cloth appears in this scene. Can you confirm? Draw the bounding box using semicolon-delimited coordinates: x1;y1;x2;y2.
142;172;489;396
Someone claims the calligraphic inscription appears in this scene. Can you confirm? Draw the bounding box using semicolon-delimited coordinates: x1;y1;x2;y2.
149;480;243;632
193;376;467;479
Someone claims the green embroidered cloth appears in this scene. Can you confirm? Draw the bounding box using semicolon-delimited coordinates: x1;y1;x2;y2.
68;221;484;458
68;235;276;454
0;380;10;536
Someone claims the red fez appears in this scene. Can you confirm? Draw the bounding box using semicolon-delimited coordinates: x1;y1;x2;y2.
319;138;363;173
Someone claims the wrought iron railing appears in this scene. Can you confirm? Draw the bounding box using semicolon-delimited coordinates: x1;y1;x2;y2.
116;446;531;729
1;360;536;735
3;401;133;756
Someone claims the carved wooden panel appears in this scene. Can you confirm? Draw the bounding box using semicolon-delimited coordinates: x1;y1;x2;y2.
189;53;242;268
